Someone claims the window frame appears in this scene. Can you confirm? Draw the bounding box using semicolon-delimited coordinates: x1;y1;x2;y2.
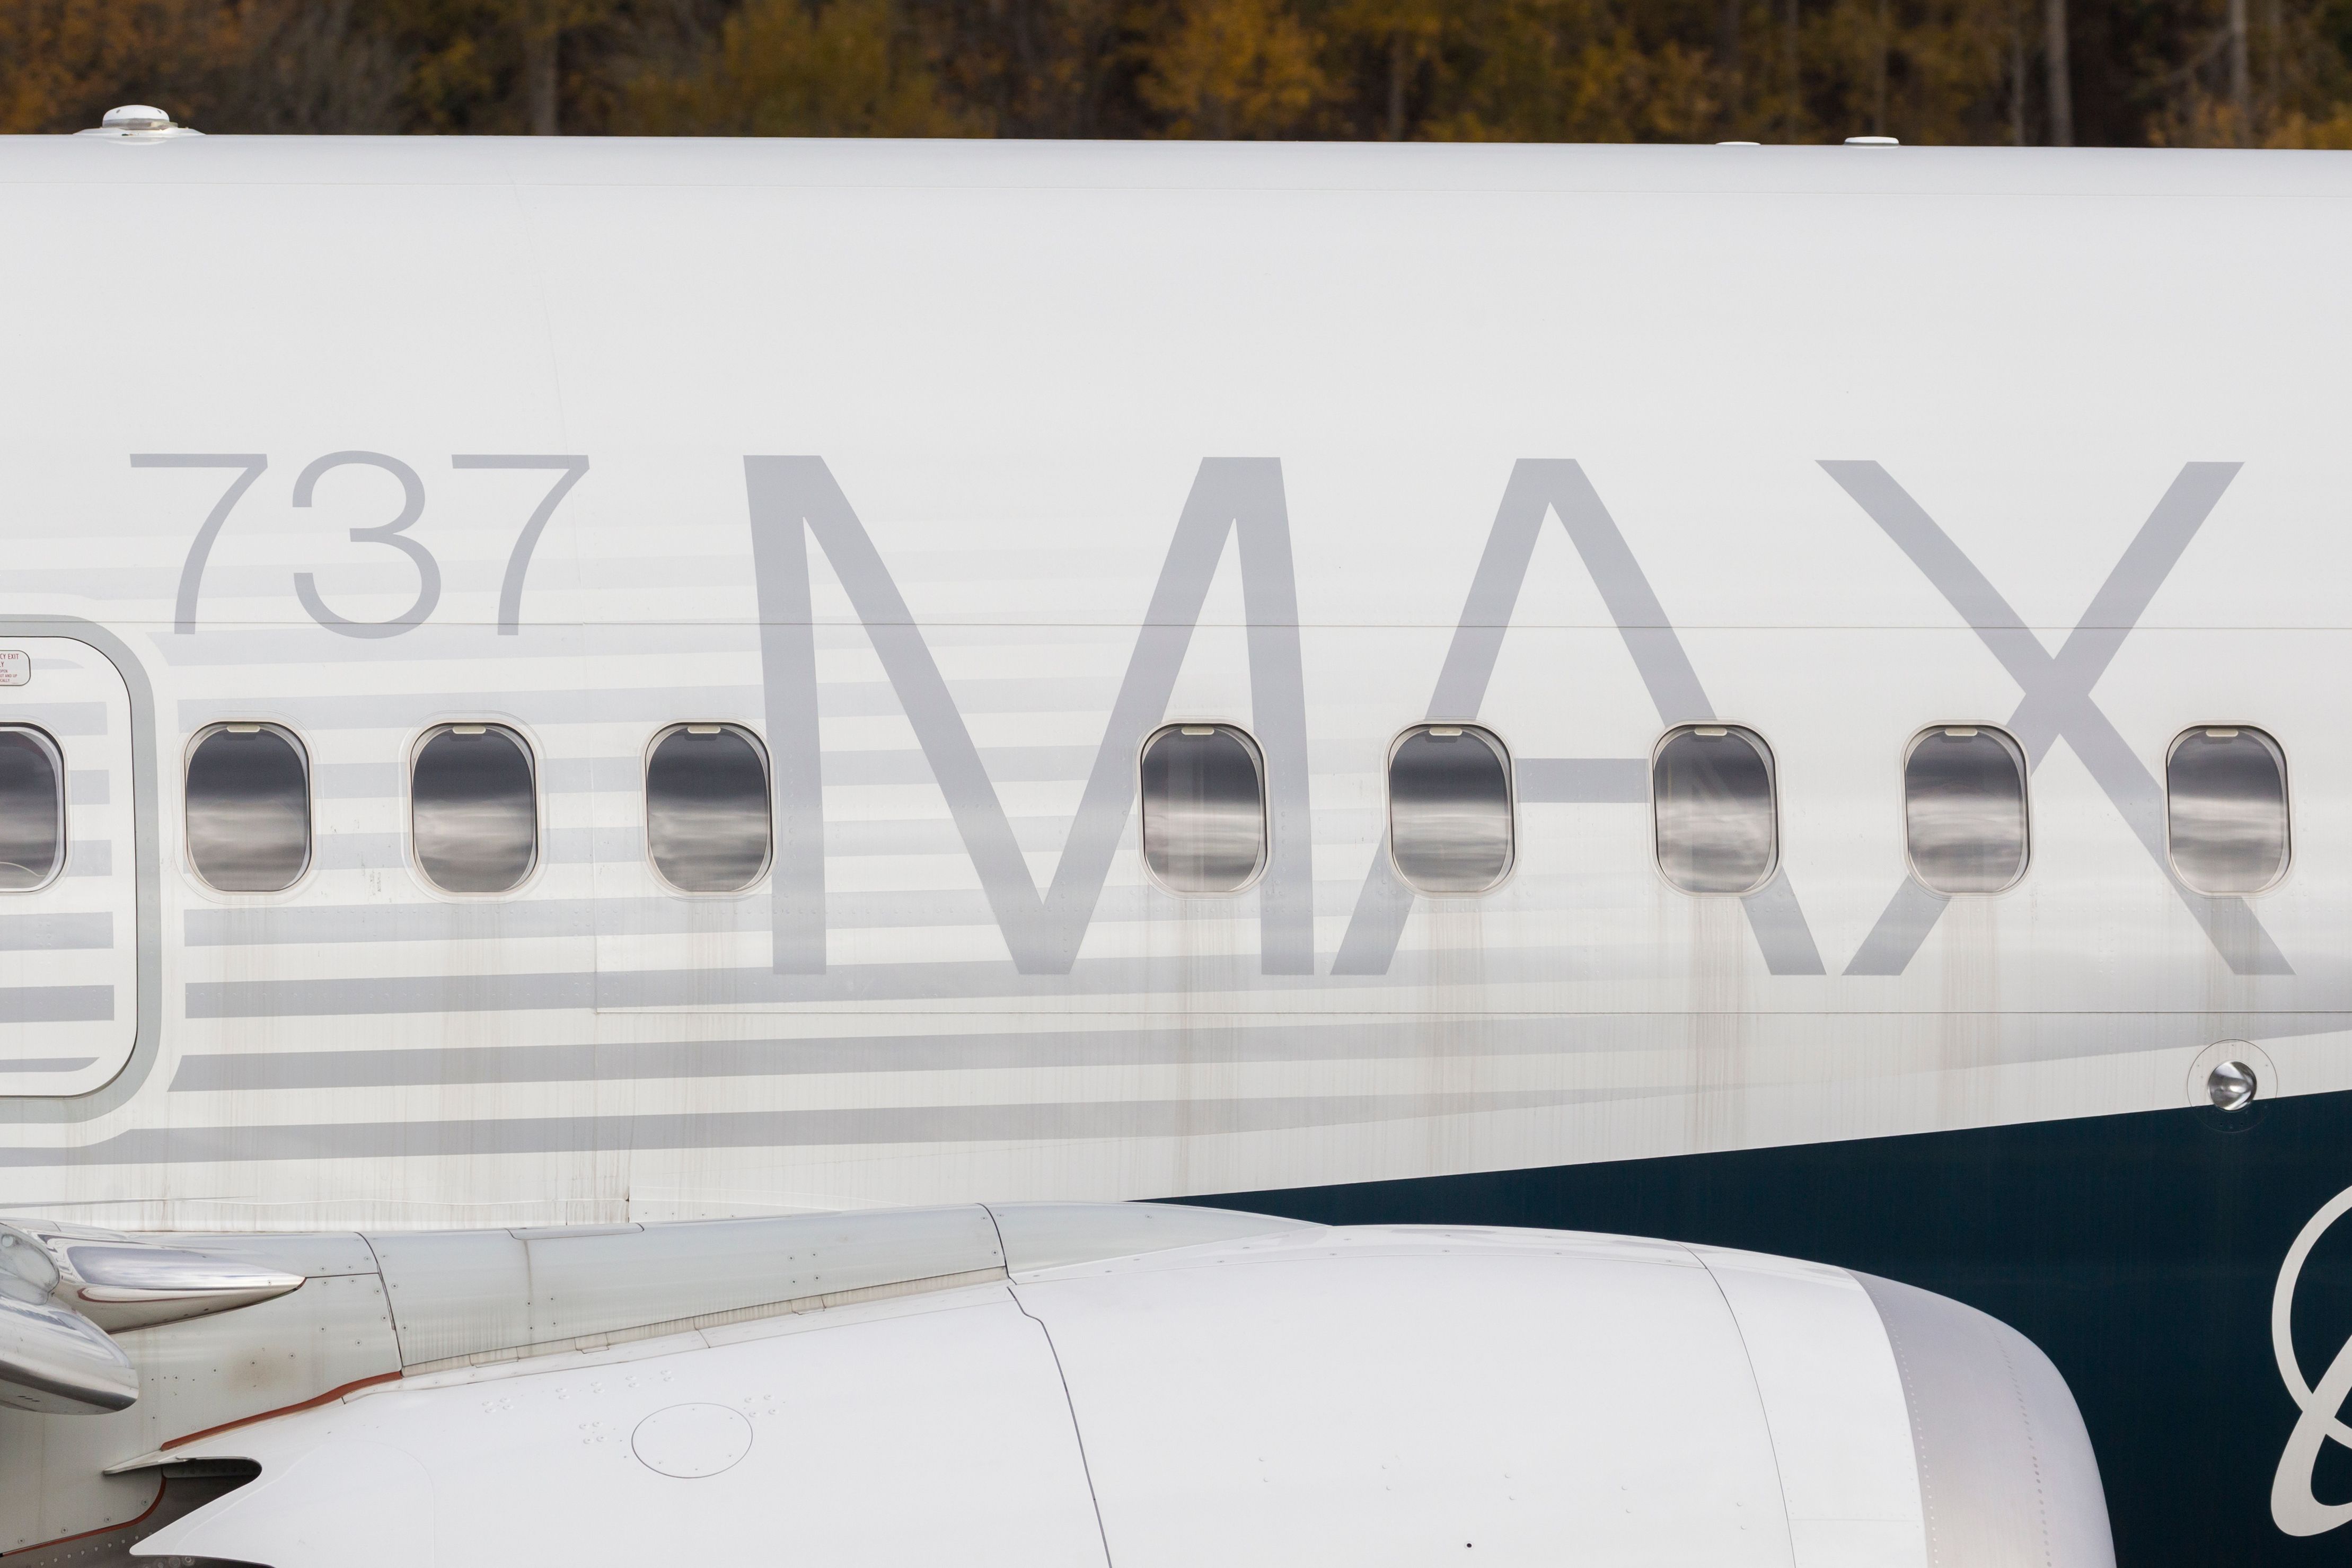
1384;721;1516;898
1900;724;2031;898
1136;721;1270;898
2163;725;2291;897
181;720;313;897
0;723;67;895
642;721;774;897
407;720;542;899
1650;723;1780;898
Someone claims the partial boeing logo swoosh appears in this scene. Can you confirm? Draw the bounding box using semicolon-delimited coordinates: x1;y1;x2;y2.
2272;1183;2352;1535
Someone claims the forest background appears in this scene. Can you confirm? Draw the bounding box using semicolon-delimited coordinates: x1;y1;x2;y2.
3;0;2348;146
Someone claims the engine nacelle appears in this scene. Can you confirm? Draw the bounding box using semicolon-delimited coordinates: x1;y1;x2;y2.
39;1211;2109;1568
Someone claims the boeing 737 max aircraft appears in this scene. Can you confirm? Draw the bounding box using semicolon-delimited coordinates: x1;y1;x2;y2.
0;122;2338;1564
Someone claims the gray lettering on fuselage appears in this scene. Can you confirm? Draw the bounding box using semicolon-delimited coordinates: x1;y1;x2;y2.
1825;461;2289;976
290;452;441;639
1332;459;1827;976
134;453;268;637
1844;879;1951;976
451;454;590;636
744;456;1313;977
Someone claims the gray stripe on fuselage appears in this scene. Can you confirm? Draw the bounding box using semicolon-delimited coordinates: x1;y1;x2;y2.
309;829;597;871
0;703;108;737
169;1018;1652;1089
187;972;594;1018
152;624;752;666
814;746;1100;787
145;609;1135;672
0;1086;1636;1168
312;757;620;799
190;940;1573;1016
0;986;112;1023
180;921;2319;1015
198;814;1208;889
816;677;1123;719
0;913;111;952
183;880;1390;947
1516;759;1648;803
305;744;1118;809
178;680;1134;737
187;903;594;946
816;813;1378;858
307;822;1159;871
164;1009;2352;1095
178;688;762;733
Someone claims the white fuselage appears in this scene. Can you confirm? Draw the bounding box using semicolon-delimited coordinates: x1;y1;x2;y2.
0;134;2343;1227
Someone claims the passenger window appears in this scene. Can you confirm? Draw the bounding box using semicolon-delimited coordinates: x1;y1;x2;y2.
412;724;537;894
0;727;64;892
1388;725;1512;895
1904;727;2029;895
646;724;772;893
2166;727;2288;895
185;724;310;893
1140;725;1266;895
1653;725;1777;895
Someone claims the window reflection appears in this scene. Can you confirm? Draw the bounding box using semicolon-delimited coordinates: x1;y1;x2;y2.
1140;725;1266;895
412;725;536;894
1653;725;1776;895
2166;727;2288;896
186;724;309;893
1904;727;2029;895
0;727;63;892
647;725;771;893
1389;725;1512;896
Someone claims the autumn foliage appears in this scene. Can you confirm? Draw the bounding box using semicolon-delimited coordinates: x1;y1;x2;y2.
3;0;2349;144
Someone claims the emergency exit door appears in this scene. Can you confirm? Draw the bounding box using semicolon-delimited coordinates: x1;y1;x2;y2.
0;636;140;1097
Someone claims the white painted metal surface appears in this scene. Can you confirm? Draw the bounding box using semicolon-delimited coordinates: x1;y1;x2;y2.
145;1288;1112;1567
112;1218;2106;1567
0;1200;1292;1548
1017;1226;1800;1565
628;1401;754;1477
1695;1246;1929;1568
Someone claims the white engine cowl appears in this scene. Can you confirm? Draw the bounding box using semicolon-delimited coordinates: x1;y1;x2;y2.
111;1214;2108;1568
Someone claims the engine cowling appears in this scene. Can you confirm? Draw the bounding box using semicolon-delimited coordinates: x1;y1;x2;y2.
99;1214;2108;1568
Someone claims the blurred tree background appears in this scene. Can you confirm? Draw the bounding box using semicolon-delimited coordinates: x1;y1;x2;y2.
3;0;2350;143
